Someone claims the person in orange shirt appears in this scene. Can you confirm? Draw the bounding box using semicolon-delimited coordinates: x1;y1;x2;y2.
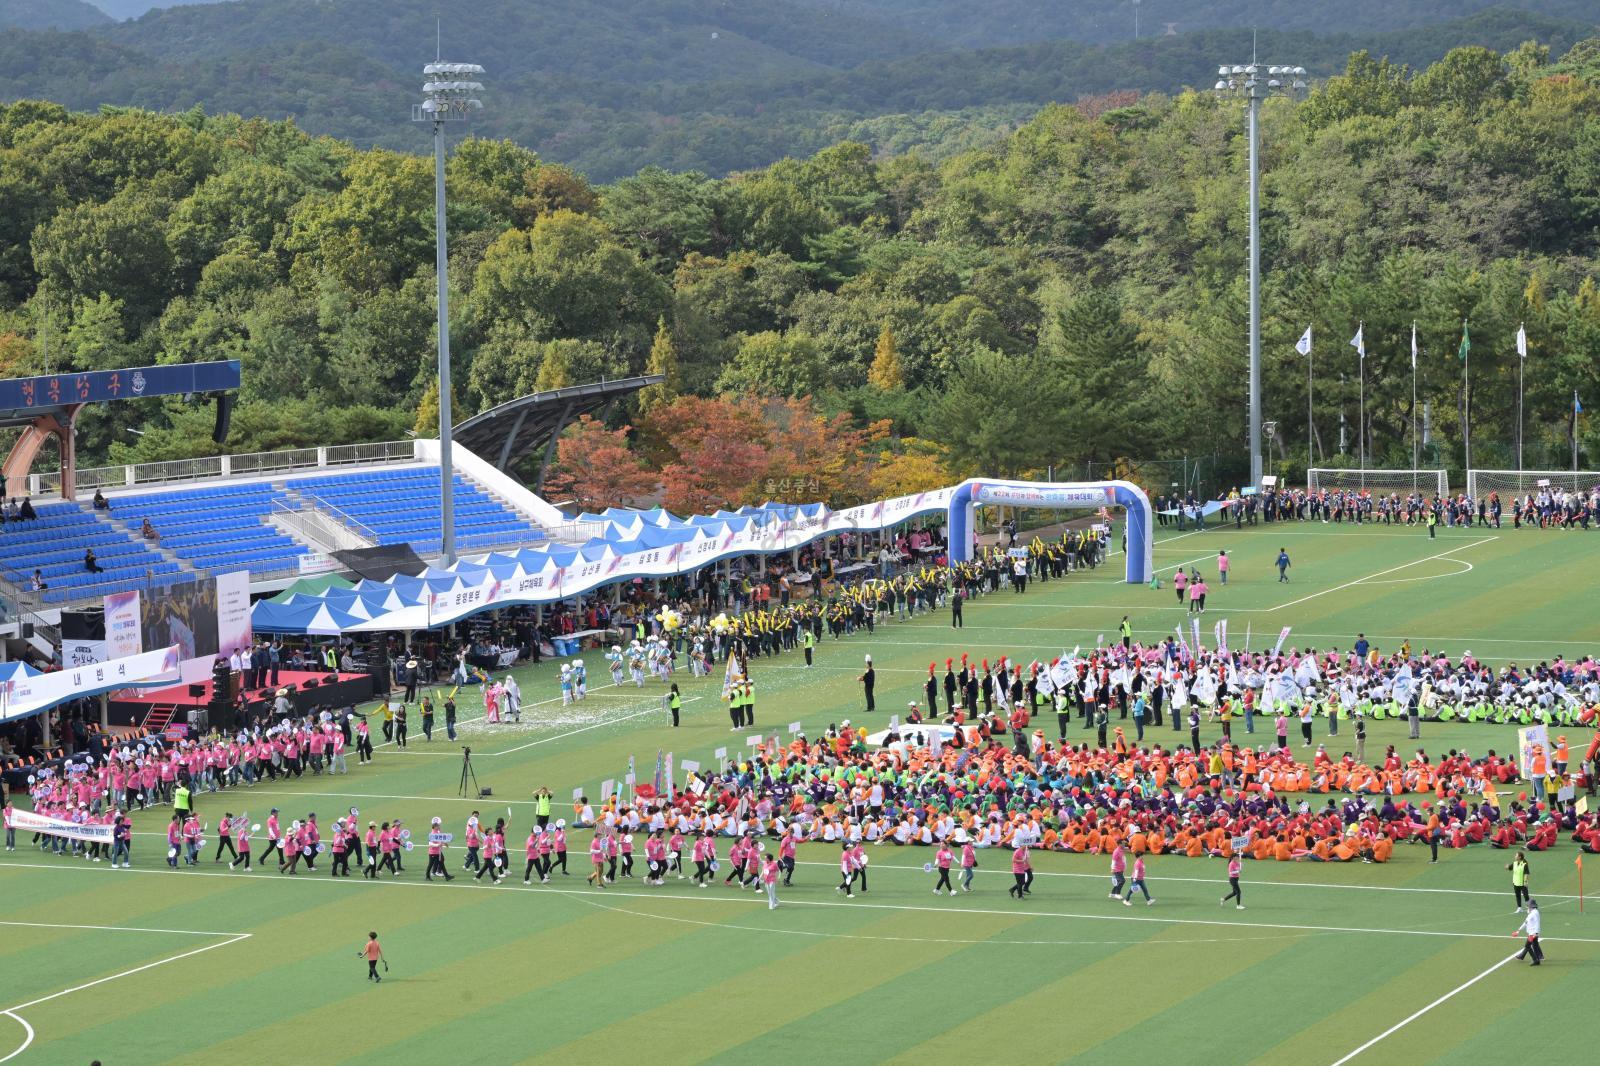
359;931;386;982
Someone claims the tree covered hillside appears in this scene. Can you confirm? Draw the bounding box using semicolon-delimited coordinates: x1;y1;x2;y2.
1;40;1599;505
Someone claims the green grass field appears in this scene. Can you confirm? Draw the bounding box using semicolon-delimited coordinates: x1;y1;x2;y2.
3;520;1598;1065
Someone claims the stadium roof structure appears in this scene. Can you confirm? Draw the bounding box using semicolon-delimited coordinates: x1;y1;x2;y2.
452;376;663;488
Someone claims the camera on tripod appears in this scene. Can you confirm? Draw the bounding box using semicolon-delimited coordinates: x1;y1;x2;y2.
459;746;490;797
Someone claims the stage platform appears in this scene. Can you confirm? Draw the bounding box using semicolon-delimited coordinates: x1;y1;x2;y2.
108;669;378;731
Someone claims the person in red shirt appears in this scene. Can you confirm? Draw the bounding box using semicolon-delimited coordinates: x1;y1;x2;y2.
359;932;385;983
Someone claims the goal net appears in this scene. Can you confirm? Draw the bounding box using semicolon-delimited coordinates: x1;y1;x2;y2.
1466;469;1600;500
1307;468;1447;496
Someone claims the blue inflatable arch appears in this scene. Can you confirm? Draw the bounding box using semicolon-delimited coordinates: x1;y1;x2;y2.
946;478;1154;584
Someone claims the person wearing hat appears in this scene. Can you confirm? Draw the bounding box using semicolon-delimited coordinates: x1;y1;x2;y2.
1514;898;1544;965
403;658;419;702
860;655;876;713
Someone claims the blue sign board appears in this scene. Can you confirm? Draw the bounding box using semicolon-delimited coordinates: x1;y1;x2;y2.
0;361;240;414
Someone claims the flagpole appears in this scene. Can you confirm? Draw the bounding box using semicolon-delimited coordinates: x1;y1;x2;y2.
1516;323;1529;470
1411;324;1418;482
1462;319;1472;475
1358;341;1365;472
1307;342;1313;469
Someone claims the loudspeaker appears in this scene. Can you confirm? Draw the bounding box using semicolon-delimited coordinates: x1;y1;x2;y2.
212;393;235;444
303;677;319;689
323;673;338;685
188;684;205;698
479;787;493;797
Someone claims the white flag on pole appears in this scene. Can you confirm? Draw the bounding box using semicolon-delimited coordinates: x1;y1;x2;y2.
1350;324;1365;361
1410;323;1418;369
1295;326;1312;356
1516;324;1527;360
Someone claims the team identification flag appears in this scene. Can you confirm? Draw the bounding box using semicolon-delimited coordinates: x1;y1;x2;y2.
1410;324;1418;369
1576;391;1585;416
1295;326;1312;356
1458;321;1470;362
1516;324;1527;360
1349;324;1364;360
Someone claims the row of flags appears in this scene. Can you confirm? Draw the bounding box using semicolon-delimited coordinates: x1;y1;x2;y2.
1295;323;1580;413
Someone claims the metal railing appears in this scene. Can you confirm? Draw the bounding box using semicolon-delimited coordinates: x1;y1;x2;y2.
463;520;607;558
30;440;420;496
271;496;378;554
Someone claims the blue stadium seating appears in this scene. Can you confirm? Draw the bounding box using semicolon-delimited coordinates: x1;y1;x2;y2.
2;501;182;604
285;467;536;553
110;484;309;576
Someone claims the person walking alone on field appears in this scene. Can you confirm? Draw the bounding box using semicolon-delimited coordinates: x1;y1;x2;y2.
1217;550;1230;585
1276;548;1291;582
1220;854;1244;909
1514;899;1544;966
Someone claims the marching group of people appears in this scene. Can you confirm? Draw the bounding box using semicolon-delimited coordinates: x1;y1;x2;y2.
1156;484;1600;531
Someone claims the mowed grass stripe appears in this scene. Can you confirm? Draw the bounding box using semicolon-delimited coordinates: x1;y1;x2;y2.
709;932;1130;1064
875;924;1308;1063
1247;939;1570;1065
164;903;701;1066
23;871;491;1051
521;907;1021;1063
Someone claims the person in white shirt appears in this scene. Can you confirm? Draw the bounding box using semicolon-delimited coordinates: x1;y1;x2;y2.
1514;899;1544;965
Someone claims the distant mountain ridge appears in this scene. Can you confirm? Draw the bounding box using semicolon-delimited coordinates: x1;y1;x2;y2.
0;0;1593;178
0;0;110;30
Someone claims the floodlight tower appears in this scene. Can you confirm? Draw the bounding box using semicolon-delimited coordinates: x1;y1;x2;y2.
415;59;484;566
1214;62;1307;488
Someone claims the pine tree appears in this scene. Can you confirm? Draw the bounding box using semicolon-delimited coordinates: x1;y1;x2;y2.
867;325;905;391
639;316;682;413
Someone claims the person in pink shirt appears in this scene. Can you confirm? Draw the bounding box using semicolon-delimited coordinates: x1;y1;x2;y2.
849;842;869;894
523;827;541;884
474;819;506;883
836;840;855;898
619;832;635;880
1123;854;1153;905
586;833;608;887
536;827;554;883
552;821;568;876
463;815;482;873
328;818;350;876
1188;576;1207;615
232;819;252;871
425;817;454;882
960;838;977;893
182;814;201;866
668;829;686;880
723;836;747;887
1217;549;1230;585
778;829;796;887
166;814;183;868
761;854;781;909
1008;844;1031;899
362;822;382;879
644;830;666;885
1221;854;1244;908
692;832;715;886
1108;842;1127;899
260;809;284;867
933;841;955;895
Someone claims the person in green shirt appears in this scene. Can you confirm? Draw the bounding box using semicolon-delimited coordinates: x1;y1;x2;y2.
668;684;682;727
802;629;815;668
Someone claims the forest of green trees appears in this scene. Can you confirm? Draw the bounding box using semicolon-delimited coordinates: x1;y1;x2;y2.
1;38;1599;504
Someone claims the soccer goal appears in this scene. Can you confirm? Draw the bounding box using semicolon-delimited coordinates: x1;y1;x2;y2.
1307;468;1448;496
1466;468;1600;500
